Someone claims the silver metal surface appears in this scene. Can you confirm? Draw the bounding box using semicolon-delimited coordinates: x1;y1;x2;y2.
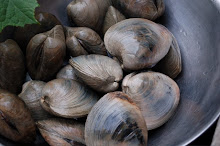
0;0;219;145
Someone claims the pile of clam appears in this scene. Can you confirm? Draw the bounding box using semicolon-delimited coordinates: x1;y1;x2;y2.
0;0;182;145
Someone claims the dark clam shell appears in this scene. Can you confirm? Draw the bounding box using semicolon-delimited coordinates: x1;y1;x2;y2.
0;39;25;94
0;89;36;143
26;25;66;81
111;0;165;20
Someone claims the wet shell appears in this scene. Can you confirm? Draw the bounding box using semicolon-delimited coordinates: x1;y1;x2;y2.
85;91;148;146
37;118;85;146
56;65;80;82
122;72;180;130
69;55;123;93
112;0;165;20
65;27;107;56
103;6;126;34
67;0;111;33
154;34;182;79
26;25;66;81
0;39;25;94
0;89;36;143
40;79;99;118
18;81;52;121
104;18;172;70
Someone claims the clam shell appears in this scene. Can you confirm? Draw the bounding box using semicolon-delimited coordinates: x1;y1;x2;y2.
111;0;165;20
67;0;111;33
104;18;172;70
40;79;99;118
85;91;148;146
0;89;36;143
65;27;107;56
122;71;180;130
103;6;126;34
154;34;182;79
37;118;85;146
0;39;25;94
18;81;52;121
69;55;123;93
26;25;66;81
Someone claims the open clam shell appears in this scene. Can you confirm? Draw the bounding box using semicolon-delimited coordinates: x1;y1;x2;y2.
122;71;180;130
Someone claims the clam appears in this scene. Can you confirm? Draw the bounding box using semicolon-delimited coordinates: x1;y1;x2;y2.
122;71;180;130
85;91;148;146
18;81;52;121
103;6;126;34
56;65;80;82
37;118;85;146
69;55;123;93
26;25;66;81
154;34;182;79
0;89;36;143
13;12;61;51
0;39;25;94
104;18;173;70
40;79;99;118
67;0;111;33
65;27;107;56
111;0;165;20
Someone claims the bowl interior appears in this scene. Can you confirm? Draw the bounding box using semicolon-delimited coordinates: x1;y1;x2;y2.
0;0;220;145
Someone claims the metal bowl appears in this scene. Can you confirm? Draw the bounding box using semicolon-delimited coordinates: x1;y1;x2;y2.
0;0;220;145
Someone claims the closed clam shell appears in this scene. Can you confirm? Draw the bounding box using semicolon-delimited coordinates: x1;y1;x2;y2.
0;89;36;143
18;81;52;121
154;34;182;79
37;118;85;146
0;39;25;94
69;55;123;93
85;92;148;146
56;65;80;82
65;27;107;56
103;6;126;34
40;79;99;118
26;25;66;81
67;0;111;33
122;72;180;130
104;18;172;70
111;0;165;20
